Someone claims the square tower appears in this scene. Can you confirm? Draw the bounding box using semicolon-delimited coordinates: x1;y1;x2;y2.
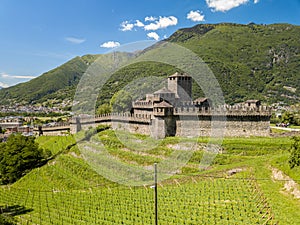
167;72;192;102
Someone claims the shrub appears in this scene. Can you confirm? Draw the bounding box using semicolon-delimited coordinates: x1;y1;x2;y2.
0;214;16;225
289;136;300;169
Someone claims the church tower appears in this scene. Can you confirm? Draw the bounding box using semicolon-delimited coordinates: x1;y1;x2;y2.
167;72;192;102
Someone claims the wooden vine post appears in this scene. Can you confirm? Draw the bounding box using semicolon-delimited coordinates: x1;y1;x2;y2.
154;163;158;225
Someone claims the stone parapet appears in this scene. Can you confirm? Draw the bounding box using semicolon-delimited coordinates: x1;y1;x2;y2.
132;101;154;109
70;113;152;125
174;106;271;117
33;124;70;136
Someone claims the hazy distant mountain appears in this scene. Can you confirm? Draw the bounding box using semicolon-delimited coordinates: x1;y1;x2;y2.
0;23;299;106
0;55;99;105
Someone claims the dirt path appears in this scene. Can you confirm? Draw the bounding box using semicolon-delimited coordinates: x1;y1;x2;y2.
271;167;300;199
270;126;300;132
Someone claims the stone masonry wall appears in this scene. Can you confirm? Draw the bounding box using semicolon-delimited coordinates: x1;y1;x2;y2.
111;121;152;136
70;115;153;136
176;115;270;137
70;109;271;138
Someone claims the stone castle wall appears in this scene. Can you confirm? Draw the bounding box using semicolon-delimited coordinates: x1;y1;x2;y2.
70;106;271;138
111;121;152;136
176;115;270;137
173;105;270;137
70;113;153;136
33;125;70;136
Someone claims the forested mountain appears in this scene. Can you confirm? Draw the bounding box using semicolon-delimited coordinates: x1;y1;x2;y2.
0;23;299;106
167;23;300;104
0;55;99;105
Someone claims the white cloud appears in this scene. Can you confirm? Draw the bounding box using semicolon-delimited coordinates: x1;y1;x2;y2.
120;15;178;32
254;0;259;3
65;37;86;44
120;20;144;31
187;10;205;22
145;16;157;22
147;32;160;41
1;73;36;79
100;41;121;48
0;82;9;88
0;72;36;87
206;0;249;12
144;16;178;31
135;20;144;27
120;21;134;31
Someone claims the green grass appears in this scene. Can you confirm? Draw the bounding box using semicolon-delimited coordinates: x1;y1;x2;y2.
0;131;299;224
36;135;76;155
270;153;300;182
12;153;115;191
271;128;289;134
252;159;300;225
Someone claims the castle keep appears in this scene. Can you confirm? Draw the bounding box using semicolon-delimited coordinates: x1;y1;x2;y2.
71;73;271;138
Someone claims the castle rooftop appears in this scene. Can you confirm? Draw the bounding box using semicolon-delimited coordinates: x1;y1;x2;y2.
154;87;174;94
194;97;209;103
154;101;173;108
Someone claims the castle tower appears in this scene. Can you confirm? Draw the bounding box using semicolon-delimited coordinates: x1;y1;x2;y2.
167;72;192;102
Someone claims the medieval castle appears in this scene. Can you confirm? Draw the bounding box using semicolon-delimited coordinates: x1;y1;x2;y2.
70;72;271;138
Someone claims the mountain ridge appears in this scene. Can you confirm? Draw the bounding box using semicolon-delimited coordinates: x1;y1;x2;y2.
0;23;299;107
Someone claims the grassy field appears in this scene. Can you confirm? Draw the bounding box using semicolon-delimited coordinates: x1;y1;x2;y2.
0;130;299;224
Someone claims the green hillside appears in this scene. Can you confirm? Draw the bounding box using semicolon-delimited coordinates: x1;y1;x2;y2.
1;129;300;224
0;55;100;105
0;23;300;106
167;23;300;104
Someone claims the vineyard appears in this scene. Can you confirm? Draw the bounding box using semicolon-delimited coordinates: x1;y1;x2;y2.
0;132;300;224
0;175;276;225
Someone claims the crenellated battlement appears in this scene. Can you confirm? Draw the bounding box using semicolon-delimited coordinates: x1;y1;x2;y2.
173;105;271;117
132;101;154;109
70;112;152;125
70;104;271;126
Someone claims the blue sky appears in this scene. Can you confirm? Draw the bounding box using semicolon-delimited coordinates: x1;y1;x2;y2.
0;0;299;87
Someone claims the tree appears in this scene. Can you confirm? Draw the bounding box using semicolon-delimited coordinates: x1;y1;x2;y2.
0;134;47;184
282;111;294;124
110;90;132;113
0;126;6;134
97;103;112;115
289;136;300;169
